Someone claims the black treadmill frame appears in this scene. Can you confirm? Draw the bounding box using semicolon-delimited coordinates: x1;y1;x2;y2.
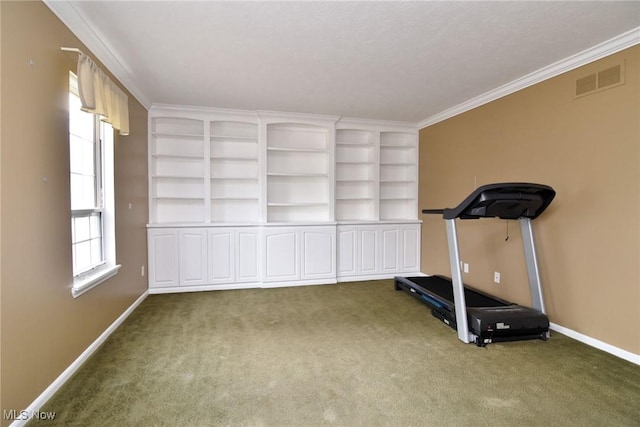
403;182;555;345
394;275;549;346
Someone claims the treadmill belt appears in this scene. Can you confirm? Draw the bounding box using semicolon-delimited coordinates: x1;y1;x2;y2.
396;275;550;346
405;276;506;308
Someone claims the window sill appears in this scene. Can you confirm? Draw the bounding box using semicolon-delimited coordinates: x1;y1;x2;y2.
72;264;121;298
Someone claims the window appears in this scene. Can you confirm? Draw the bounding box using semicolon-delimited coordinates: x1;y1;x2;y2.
69;72;120;297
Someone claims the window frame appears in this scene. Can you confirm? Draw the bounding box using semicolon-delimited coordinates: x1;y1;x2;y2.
69;71;120;297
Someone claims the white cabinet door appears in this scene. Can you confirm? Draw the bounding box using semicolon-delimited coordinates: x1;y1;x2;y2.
401;224;420;271
179;229;207;286
337;222;421;281
264;228;299;282
380;228;400;274
264;226;336;283
337;226;357;277
358;227;379;275
148;229;179;288
301;227;336;280
237;229;259;283
208;228;235;284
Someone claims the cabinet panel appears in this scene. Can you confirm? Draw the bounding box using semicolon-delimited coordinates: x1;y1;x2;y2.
148;229;179;288
359;228;379;274
402;225;420;271
179;230;207;286
338;227;357;276
237;230;259;282
264;230;299;282
337;222;421;281
381;228;400;273
208;229;235;284
301;228;336;279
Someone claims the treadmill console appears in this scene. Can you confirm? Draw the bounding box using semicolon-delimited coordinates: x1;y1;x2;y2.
423;182;556;220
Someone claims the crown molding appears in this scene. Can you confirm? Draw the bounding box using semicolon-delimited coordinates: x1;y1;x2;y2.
44;0;151;110
256;110;341;125
150;103;261;120
418;26;640;129
337;117;418;131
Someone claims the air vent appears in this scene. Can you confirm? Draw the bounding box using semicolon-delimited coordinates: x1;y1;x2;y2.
598;65;621;89
576;74;596;96
575;62;624;98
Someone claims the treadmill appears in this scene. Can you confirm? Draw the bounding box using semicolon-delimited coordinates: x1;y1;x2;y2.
395;182;556;346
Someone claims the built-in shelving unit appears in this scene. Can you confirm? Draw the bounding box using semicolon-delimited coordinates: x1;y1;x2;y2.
265;123;332;222
210;121;259;223
148;106;420;293
335;129;378;221
150;117;205;223
379;131;418;220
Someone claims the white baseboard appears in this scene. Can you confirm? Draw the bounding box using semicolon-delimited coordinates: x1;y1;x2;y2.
549;322;640;366
260;278;338;288
10;291;149;427
338;271;425;283
149;282;261;294
151;273;426;294
148;279;338;294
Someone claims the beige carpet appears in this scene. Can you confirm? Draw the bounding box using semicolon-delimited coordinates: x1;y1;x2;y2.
33;280;640;426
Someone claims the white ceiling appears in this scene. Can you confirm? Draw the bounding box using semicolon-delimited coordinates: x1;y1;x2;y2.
51;1;640;125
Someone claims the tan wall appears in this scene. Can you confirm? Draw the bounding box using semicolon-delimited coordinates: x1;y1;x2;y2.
0;1;148;421
0;0;4;415
419;46;640;355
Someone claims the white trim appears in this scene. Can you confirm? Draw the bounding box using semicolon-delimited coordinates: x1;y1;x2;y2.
149;277;340;295
43;0;151;109
71;264;121;298
418;26;640;128
550;322;640;366
148;279;339;294
149;282;262;294
149;271;427;294
337;219;423;226
147;222;263;229
260;278;338;289
257;110;340;125
9;291;149;427
338;272;424;282
336;116;418;131
150;103;260;120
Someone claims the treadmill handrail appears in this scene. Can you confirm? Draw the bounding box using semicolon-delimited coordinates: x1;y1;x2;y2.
421;182;555;220
422;208;444;215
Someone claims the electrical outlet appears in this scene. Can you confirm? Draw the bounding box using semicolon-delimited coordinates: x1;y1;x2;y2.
141;265;145;277
494;272;501;284
463;263;469;273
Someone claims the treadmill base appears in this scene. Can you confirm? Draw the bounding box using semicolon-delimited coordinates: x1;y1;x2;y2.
395;276;549;346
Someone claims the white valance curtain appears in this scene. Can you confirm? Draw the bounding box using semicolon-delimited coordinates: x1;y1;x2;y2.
77;53;129;135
